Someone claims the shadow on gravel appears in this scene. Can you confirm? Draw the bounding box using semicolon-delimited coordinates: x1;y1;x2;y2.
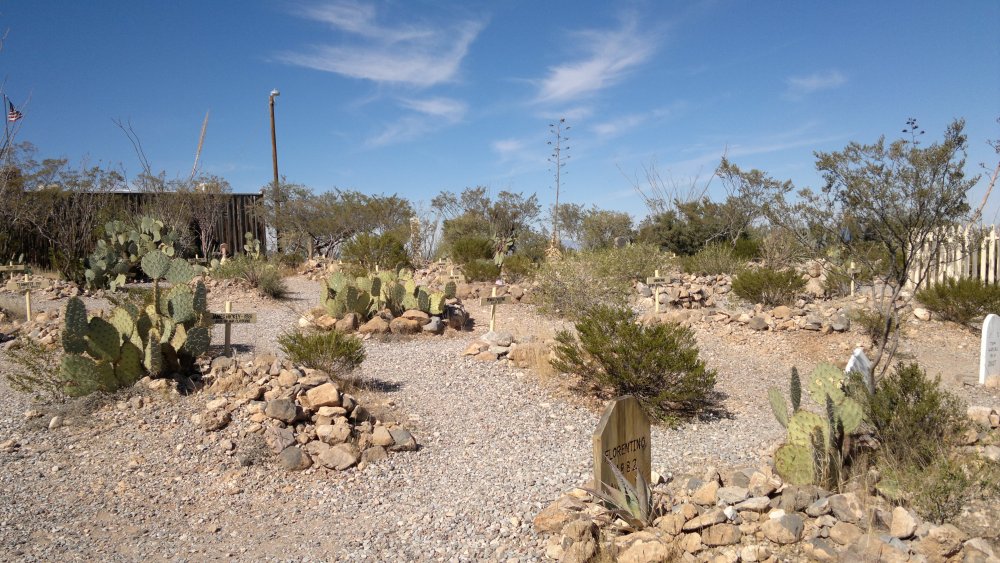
356;378;404;393
693;390;734;423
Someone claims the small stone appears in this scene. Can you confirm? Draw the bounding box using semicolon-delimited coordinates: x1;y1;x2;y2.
716;486;749;505
805;497;830;517
211;356;233;371
318;443;360;470
761;514;804;544
48;416;63;430
739;545;771;562
205;398;228;411
734;497;771;512
691;480;720;505
388;427;417;452
916;524;966;560
701;524;741;546
371;426;395;447
682;509;726;532
304;382;341;409
264;398;299;423
201;409;231;432
276;369;298;387
358;316;390;334
828;492;864;524
264;425;296;454
772;306;792;319
748;316;768;331
889;506;917;539
389;317;422;334
828;521;862;545
360;445;388;464
278;446;312;471
913;307;931;321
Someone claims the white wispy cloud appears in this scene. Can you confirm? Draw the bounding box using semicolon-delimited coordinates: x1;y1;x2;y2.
492;139;525;157
279;1;484;88
399;97;467;121
536;13;656;103
785;70;847;99
591;103;686;138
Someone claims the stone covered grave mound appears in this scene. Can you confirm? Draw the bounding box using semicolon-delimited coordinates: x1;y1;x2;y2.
201;355;417;472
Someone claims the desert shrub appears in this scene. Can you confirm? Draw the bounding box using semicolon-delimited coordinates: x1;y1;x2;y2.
760;229;812;270
731;267;805;306
4;336;65;401
822;266;853;298
551;304;716;424
277;329;365;383
212;256;288;299
502;253;536;282
451;236;493;264
534;244;672;320
850;308;896;347
341;232;412;271
681;243;745;276
732;237;761;261
861;362;967;467
916;278;1000;326
463;258;500;282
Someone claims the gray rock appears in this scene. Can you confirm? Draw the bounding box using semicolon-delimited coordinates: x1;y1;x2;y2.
805;496;830;517
264;425;295;454
278;446;312;471
264;398;299;423
319;443;360;470
734;496;771;512
211;356;233;371
716;486;749;505
829;314;850;332
482;330;513;347
422;318;443;333
828;492;864;524
388;427;417;452
360;445;388;464
761;514;804;544
201;409;231;432
748;316;768;331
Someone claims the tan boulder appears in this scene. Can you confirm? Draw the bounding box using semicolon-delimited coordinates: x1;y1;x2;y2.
400;309;430;324
359;316;390;334
389;317;422;334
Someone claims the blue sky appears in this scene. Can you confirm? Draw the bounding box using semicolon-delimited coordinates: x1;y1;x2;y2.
2;1;998;222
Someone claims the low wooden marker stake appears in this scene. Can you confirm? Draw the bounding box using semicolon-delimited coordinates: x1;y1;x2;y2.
593;396;651;492
849;261;856;296
0;262;26;282
646;269;668;314
5;274;48;322
479;286;509;332
212;300;257;356
446;267;463;284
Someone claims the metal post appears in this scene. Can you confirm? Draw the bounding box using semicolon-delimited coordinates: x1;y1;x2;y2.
224;300;232;357
269;90;280;252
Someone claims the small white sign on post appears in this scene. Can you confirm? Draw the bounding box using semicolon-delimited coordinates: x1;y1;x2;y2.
845;347;873;389
479;287;509;332
979;314;1000;385
5;275;49;321
211;301;258;356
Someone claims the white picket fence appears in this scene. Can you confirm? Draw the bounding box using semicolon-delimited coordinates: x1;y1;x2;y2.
908;224;1000;289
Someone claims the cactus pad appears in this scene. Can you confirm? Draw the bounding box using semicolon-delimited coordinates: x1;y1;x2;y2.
141;250;171;280
787;410;825;449
86;317;122;362
63;297;89;354
768;387;789;428
444;281;457;299
808;363;846;405
836;397;863;434
775;443;815;485
165;258;195;285
181;326;210;358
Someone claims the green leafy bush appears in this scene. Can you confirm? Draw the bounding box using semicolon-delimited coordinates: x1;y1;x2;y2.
916;278;1000;326
4;336;65;401
463;258;500;282
341;232;412;271
850;308;896;347
731;267;805;306
681;243;746;276
277;329;365;384
451;236;493;264
551;304;716;424
732;237;761;261
533;244;673;320
502;253;536;282
212;256;288;299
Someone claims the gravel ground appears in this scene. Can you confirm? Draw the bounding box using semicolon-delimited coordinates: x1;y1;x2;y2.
1;275;998;561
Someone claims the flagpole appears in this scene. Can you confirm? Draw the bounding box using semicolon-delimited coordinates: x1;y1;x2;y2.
1;93;9;162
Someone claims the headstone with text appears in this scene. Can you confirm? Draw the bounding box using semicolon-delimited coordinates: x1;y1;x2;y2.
980;314;1000;385
5;275;49;321
592;396;651;492
479;286;508;332
646;270;668;314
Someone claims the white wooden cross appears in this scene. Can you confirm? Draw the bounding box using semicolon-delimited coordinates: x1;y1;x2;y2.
479;286;509;332
211;300;257;356
645;269;668;314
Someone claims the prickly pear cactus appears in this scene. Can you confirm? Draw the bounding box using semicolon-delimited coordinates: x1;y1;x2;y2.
417;289;430;313
775;443;815;485
444;281;457;299
429;292;445;316
84;216;180;291
768;387;789;428
807;363;846;405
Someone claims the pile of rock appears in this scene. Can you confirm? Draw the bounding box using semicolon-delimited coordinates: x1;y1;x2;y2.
536;461;997;563
0;308;63;348
637;273;732;310
463;330;521;362
643;302;853;334
200;355;417;472
453;281;534;304
302;304;469;336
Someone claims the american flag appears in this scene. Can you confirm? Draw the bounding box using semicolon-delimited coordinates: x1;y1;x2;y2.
7;101;22;122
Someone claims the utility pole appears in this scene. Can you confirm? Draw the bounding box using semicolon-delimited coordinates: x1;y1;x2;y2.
269;89;281;252
547;117;570;248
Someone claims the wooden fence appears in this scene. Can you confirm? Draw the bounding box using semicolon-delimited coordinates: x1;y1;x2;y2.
5;191;267;268
908;224;999;289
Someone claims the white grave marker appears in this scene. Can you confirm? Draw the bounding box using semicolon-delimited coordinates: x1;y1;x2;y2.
845;347;873;389
5;274;49;321
592;396;651;492
980;314;1000;385
479;287;508;332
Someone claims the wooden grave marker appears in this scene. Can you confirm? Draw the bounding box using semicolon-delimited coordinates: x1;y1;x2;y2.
645;269;668;314
479;286;509;332
211;300;257;356
980;314;1000;385
5;274;50;321
593;395;651;492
